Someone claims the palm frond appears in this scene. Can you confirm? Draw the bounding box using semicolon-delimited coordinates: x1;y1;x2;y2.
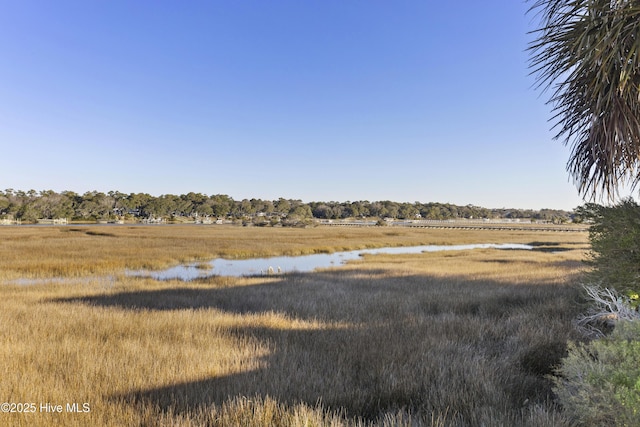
528;0;640;199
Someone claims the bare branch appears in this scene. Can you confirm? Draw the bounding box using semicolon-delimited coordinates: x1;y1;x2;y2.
576;283;639;337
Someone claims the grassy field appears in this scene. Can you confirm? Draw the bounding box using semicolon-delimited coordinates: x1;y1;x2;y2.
0;225;589;426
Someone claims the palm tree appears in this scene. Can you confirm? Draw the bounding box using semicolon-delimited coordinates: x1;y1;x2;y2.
528;0;640;199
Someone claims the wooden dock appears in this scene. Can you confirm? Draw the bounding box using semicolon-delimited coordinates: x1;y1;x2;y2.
317;219;588;232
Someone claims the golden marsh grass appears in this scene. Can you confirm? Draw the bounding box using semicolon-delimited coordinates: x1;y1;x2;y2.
0;224;586;280
0;225;589;426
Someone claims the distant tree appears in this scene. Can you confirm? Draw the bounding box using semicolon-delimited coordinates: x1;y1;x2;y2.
17;203;40;222
209;194;234;217
0;191;11;217
279;203;312;227
425;205;445;220
529;0;640;199
125;193;153;216
36;190;73;219
77;191;113;220
12;190;39;221
183;192;207;214
173;195;194;217
381;201;399;219
108;191;128;215
448;204;459;219
0;188;578;224
237;199;254;216
260;199;275;215
367;202;383;218
289;205;312;220
356;201;370;218
274;198;291;216
398;203;419;219
331;204;345;219
311;203;332;219
142;195;167;218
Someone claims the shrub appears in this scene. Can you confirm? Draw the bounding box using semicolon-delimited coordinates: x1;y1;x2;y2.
578;199;640;298
554;320;640;426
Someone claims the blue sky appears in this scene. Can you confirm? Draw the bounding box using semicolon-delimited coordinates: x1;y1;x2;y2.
0;1;598;209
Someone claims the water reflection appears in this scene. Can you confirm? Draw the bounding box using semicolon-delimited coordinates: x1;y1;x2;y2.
131;243;533;280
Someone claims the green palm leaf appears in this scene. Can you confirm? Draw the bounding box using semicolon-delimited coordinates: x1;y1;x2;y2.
529;0;640;199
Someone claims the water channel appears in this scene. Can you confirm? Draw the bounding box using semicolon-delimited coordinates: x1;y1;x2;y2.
130;243;533;281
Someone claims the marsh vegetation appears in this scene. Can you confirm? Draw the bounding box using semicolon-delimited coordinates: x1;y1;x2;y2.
0;226;588;426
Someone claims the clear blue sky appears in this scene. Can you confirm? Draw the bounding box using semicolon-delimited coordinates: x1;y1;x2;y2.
0;1;598;210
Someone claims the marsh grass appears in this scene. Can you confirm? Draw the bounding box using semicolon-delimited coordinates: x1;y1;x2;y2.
0;225;587;280
0;226;588;426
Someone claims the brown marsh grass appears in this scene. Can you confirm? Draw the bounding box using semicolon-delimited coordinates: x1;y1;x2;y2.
0;224;585;280
0;226;589;426
0;225;229;280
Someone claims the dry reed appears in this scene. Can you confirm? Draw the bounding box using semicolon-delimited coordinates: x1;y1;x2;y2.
0;226;588;426
0;224;587;281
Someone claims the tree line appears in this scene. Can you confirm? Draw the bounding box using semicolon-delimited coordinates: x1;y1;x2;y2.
0;189;573;224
